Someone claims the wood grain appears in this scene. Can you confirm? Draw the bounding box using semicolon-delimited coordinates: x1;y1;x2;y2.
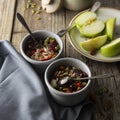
0;0;120;119
12;0;120;119
0;0;16;41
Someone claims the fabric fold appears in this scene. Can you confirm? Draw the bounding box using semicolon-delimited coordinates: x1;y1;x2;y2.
0;40;54;120
0;40;93;120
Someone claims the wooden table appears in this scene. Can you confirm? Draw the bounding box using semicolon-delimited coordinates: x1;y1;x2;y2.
0;0;120;119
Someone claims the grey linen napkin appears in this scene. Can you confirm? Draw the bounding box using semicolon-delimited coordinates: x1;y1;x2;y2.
0;40;54;120
0;40;93;120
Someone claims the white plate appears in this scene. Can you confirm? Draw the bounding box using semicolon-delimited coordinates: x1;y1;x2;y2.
68;7;120;62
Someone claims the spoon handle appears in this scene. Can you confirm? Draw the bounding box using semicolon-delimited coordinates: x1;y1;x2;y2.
75;73;114;81
57;24;76;37
17;13;36;42
90;1;101;12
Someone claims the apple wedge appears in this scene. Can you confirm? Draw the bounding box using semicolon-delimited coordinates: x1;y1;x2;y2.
80;35;107;52
80;19;105;37
75;11;97;27
100;37;120;57
105;18;116;40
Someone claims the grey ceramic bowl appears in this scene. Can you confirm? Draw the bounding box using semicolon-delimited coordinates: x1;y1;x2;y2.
44;57;91;106
63;0;93;11
20;30;63;73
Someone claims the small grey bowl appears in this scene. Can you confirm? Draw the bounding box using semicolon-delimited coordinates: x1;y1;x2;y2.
20;30;63;73
44;57;91;106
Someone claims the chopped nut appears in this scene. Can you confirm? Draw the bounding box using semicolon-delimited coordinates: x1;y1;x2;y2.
60;72;69;77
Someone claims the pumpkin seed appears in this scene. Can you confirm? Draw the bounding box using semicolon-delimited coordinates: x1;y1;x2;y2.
24;0;42;20
27;0;31;3
26;3;30;8
37;17;41;20
36;10;41;14
37;6;41;10
24;7;27;11
31;9;35;14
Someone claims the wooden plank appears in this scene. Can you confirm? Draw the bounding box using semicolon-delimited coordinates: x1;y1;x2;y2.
12;0;65;52
65;0;120;120
11;0;120;120
0;0;16;41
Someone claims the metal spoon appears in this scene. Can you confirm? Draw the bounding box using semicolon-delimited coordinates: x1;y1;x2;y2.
17;12;41;44
57;1;101;37
59;73;114;85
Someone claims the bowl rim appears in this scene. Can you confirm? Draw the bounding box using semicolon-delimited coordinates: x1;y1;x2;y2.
44;57;91;95
20;30;63;64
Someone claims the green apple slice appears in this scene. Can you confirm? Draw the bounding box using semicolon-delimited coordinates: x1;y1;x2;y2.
75;11;97;27
100;37;120;57
81;35;107;52
105;18;116;41
79;19;105;37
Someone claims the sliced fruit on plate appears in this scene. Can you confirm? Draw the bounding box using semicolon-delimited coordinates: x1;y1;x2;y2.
100;37;120;57
80;35;107;52
75;11;97;27
79;19;105;37
105;17;116;41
